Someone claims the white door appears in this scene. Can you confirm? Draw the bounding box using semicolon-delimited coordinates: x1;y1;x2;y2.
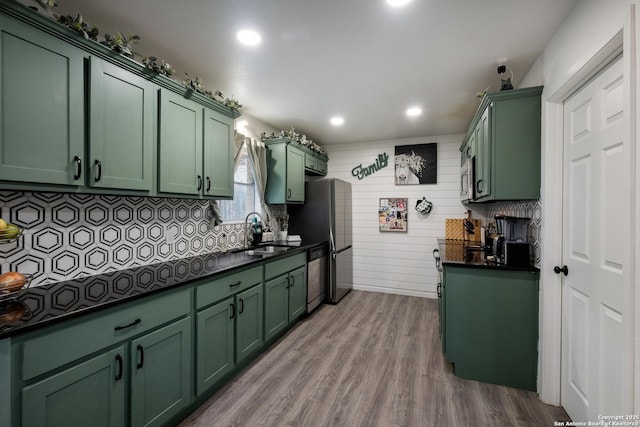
561;55;630;421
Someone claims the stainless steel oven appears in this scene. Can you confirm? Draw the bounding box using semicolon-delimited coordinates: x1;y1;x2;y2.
460;156;474;202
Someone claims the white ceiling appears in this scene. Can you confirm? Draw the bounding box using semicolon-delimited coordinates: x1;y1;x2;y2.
55;0;577;144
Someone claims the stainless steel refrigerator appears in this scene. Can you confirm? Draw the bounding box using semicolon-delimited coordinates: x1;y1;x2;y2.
289;178;353;303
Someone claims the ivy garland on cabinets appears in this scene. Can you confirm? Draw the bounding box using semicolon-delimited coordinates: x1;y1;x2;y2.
17;0;242;113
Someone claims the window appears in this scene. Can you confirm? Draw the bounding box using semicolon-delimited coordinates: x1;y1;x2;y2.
218;146;261;222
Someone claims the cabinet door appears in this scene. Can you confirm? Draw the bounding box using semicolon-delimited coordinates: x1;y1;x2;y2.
158;89;203;195
235;284;263;363
288;266;307;321
264;274;288;341
203;108;233;198
196;298;234;395
88;57;153;191
130;317;192;427
21;346;126;427
285;146;305;202
0;15;84;186
474;106;491;199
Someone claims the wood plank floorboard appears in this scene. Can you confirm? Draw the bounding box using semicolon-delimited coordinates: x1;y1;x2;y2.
180;290;570;427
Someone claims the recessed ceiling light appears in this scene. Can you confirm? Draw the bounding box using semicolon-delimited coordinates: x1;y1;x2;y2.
330;116;345;126
406;107;422;117
237;29;261;46
386;0;411;7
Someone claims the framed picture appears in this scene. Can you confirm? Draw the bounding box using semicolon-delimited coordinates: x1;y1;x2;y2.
394;143;437;184
379;198;408;232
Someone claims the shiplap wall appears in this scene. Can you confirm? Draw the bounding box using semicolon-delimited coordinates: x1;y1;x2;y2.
324;134;473;298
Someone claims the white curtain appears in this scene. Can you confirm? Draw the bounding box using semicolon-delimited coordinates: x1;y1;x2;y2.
246;138;272;227
233;131;248;170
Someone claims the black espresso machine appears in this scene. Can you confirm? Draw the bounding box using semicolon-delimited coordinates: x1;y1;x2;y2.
493;215;531;267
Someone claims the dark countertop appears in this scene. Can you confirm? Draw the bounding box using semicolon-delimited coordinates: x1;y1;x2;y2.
0;241;323;339
437;239;539;273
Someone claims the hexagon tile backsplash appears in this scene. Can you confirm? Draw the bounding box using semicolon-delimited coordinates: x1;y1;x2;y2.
486;199;542;267
0;191;253;287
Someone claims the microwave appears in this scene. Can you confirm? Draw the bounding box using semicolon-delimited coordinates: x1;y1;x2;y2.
460;156;474;202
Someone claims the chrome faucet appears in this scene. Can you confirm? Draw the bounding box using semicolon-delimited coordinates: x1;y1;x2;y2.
244;211;264;249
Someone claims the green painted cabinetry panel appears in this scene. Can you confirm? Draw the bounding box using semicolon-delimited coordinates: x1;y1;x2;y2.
0;14;84;186
286;146;305;202
264;256;307;342
264;275;288;341
196;298;234;395
21;346;126;427
443;265;539;391
203;108;234;198
288;266;306;321
461;86;542;202
158;89;203;195
474;107;491;199
196;266;262;310
88;57;153;191
265;141;305;204
235;284;263;364
20;288;190;381
130;317;192;427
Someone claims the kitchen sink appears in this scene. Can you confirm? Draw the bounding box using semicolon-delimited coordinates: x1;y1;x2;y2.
245;245;291;256
228;245;291;256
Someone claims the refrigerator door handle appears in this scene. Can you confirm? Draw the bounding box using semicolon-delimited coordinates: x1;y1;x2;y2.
330;229;336;255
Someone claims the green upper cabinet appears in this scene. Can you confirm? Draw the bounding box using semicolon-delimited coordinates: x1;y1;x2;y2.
203;108;234;198
265;139;305;204
130;317;192;427
21;346;126;427
461;86;542;202
88;57;153;191
0;13;84;186
158;89;203;195
159;89;235;199
474;107;491;200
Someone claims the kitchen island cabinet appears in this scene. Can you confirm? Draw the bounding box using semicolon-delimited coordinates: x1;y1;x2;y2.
438;240;539;391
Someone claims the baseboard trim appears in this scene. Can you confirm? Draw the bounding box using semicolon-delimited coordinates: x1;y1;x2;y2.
352;284;437;299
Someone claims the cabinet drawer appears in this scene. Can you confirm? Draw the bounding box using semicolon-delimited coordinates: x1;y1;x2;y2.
265;253;306;280
196;266;262;310
20;288;191;381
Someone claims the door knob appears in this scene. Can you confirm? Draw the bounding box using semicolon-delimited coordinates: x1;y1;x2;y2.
553;265;568;276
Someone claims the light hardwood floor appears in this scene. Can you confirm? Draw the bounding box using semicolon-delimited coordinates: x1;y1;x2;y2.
180;290;569;427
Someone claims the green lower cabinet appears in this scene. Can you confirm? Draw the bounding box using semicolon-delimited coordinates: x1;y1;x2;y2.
264;275;289;341
444;265;539;391
21;346;126;427
264;264;307;342
288;266;306;321
235;284;264;363
196;298;234;395
130;317;192;427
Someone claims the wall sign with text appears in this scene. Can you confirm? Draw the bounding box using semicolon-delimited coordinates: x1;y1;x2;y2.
352;153;389;180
